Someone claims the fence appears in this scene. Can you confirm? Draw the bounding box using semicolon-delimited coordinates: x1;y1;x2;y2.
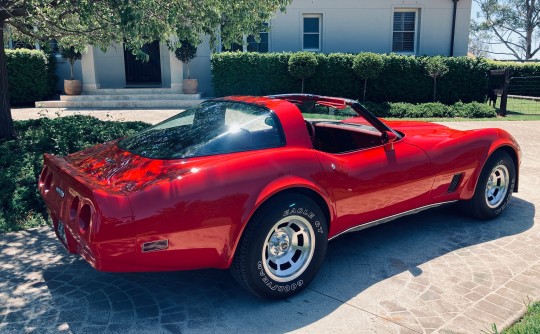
506;76;540;116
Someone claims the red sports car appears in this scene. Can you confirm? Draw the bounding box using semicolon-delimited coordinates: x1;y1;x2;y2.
39;94;520;299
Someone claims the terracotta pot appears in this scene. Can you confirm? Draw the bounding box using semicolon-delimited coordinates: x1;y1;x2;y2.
64;80;82;95
183;79;198;94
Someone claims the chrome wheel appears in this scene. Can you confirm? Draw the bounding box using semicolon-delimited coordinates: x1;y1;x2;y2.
262;215;315;282
485;164;509;208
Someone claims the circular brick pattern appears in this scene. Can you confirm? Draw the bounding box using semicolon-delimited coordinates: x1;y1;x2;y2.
1;120;539;333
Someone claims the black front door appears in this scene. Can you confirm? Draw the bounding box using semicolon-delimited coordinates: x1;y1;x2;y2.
124;41;162;85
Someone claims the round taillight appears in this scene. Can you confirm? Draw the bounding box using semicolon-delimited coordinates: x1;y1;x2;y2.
44;172;53;191
69;197;80;224
78;203;92;233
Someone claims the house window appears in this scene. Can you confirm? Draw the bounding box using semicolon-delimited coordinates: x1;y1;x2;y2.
247;25;269;53
303;14;321;51
392;9;418;53
222;42;244;52
222;23;269;53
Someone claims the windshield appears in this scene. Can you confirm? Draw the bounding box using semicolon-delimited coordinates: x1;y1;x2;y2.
118;101;284;159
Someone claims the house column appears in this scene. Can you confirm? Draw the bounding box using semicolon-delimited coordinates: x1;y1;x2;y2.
170;51;183;93
81;46;100;91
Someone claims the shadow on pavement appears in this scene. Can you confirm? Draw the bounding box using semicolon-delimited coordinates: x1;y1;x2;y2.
0;197;535;333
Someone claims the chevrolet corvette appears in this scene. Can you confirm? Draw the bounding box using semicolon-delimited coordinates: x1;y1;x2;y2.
38;94;520;299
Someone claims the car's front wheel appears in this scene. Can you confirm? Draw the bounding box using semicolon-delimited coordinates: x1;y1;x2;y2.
464;151;516;220
231;193;328;299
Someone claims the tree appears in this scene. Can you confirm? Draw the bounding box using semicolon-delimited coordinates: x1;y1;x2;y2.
424;56;449;102
174;41;197;79
352;53;384;103
60;46;82;80
469;29;492;58
472;0;540;60
0;0;292;140
288;52;318;93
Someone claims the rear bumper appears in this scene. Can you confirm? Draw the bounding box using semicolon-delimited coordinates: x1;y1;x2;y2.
39;155;137;272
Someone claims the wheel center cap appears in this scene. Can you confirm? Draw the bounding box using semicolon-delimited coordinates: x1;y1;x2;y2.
269;231;290;257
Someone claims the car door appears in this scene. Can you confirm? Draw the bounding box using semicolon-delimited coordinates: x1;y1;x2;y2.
316;139;435;237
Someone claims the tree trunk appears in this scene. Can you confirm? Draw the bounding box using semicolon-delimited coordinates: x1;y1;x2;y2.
0;19;16;141
433;77;437;102
525;0;534;60
301;78;304;93
363;79;367;103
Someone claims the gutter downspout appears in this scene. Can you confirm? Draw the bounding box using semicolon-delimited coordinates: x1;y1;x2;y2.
450;0;459;56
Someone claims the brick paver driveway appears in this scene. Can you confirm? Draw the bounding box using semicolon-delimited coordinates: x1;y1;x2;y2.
1;113;539;333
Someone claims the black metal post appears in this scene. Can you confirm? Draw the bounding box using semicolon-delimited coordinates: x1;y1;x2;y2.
450;0;459;56
499;68;511;116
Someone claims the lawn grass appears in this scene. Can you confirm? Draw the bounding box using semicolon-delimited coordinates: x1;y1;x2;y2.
502;97;540;120
503;300;540;333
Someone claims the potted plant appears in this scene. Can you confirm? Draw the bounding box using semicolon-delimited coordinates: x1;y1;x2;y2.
60;46;83;95
174;40;198;94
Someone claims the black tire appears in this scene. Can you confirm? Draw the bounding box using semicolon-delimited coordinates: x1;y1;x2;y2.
463;151;515;220
231;193;328;299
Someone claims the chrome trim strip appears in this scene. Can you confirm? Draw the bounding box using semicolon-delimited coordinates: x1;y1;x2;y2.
329;201;457;241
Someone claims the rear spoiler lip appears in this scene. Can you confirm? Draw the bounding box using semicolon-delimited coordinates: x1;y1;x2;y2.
43;153;127;196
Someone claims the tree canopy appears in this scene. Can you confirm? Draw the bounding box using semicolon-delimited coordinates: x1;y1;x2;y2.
472;0;540;60
0;0;292;139
2;0;290;54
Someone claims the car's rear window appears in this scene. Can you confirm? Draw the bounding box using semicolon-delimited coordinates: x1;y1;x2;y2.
118;101;284;159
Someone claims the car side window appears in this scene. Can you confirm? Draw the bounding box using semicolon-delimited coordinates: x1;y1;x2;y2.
195;103;284;155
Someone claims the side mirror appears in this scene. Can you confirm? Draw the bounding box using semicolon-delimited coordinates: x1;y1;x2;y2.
382;131;399;151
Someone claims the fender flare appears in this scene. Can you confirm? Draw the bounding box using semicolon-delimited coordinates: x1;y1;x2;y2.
224;175;335;268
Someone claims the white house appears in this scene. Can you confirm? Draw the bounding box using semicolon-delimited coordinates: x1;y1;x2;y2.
43;0;472;108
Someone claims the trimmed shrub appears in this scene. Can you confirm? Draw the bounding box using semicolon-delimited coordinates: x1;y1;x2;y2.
288;52;318;93
386;103;416;118
352;52;384;102
175;40;198;79
361;101;494;119
414;103;454;117
211;52;297;96
424;56;449;102
6;49;50;105
0;116;149;232
452;101;497;118
212;53;490;104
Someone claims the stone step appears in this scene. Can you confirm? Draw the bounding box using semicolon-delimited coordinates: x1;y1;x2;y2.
35;99;203;109
84;88;189;95
60;94;202;101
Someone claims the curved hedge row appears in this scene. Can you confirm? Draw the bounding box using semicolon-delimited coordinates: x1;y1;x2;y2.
211;52;491;104
6;49;54;105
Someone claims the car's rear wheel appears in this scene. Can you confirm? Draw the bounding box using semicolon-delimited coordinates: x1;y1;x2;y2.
231;193;328;299
464;151;515;220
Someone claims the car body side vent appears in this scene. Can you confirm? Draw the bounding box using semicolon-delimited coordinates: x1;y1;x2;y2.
447;173;464;193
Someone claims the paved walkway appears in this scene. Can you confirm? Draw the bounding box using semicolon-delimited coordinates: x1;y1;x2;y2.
1;109;539;333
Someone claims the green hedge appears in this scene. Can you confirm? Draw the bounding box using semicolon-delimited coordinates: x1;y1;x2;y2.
211;52;491;104
361;101;496;118
487;60;540;97
0;116;149;232
6;49;53;105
